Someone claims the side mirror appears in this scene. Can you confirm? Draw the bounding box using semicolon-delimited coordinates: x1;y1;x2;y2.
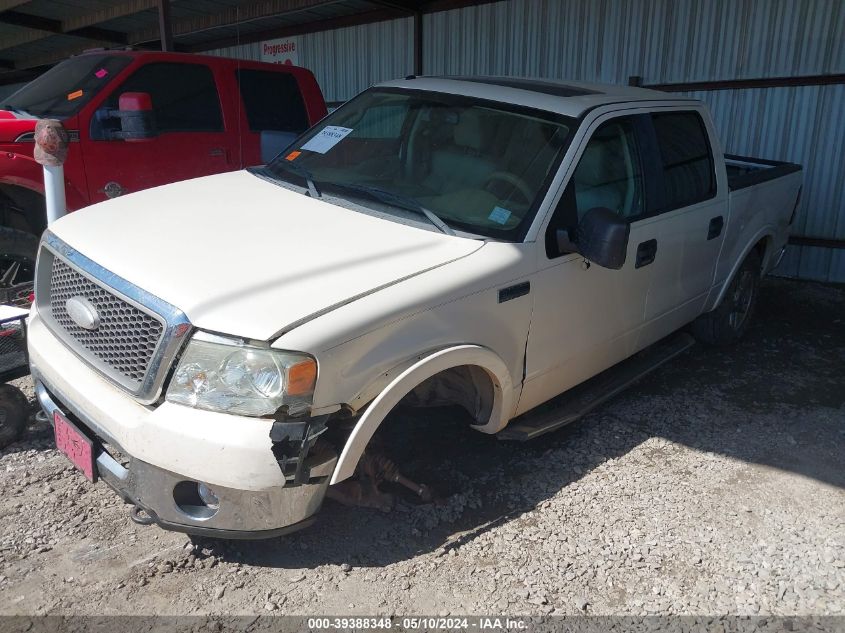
113;92;156;142
556;207;630;270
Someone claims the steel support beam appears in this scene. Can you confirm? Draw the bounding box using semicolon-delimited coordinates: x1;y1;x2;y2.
646;73;845;92
413;10;423;75
157;0;173;52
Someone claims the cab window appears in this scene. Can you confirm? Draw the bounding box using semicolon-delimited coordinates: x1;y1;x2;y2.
572;119;644;220
545;117;644;258
92;62;223;139
651;111;716;210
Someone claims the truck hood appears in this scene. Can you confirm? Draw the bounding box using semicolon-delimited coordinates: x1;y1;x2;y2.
0;111;38;143
49;170;484;341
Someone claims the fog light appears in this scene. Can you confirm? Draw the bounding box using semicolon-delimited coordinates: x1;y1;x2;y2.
197;482;220;510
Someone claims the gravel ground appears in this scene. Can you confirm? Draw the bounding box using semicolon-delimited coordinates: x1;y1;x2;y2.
0;277;842;617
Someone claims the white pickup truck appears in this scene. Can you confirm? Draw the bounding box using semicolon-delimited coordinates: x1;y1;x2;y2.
29;77;802;538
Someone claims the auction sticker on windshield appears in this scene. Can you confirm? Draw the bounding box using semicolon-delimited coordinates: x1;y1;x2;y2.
301;126;353;154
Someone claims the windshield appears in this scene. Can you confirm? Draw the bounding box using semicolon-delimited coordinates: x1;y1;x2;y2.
0;54;132;119
265;87;575;239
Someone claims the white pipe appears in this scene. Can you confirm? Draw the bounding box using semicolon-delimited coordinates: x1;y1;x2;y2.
43;164;66;225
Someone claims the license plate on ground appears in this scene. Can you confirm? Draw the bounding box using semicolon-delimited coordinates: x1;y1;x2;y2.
53;411;97;482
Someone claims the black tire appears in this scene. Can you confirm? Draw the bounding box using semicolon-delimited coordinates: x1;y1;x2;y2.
0;383;29;449
0;225;38;286
692;250;762;346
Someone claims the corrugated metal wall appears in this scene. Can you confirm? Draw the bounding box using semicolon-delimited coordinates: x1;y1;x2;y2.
210;17;414;104
212;0;845;281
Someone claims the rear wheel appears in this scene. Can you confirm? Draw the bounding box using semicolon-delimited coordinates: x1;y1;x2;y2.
692;250;761;346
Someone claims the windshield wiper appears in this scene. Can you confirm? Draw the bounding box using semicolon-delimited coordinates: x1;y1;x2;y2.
271;160;321;198
323;182;454;236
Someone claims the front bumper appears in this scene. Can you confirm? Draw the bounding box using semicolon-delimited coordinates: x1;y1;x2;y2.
34;376;336;538
29;311;336;538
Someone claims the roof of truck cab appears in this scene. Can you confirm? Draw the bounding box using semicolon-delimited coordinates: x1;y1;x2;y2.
375;76;699;118
72;48;315;75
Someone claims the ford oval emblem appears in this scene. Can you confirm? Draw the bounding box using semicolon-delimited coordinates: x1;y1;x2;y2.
66;296;100;331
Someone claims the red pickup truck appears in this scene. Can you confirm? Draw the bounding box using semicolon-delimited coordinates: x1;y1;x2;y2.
0;50;327;287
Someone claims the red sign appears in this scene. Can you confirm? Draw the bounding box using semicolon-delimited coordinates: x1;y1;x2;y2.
54;411;96;482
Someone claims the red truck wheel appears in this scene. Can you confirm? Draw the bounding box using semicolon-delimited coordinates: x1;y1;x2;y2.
0;226;38;305
0;383;28;449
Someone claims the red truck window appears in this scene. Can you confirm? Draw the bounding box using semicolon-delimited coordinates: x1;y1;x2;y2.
235;69;309;133
99;62;223;134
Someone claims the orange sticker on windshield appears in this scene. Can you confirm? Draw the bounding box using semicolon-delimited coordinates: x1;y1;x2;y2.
285;150;301;161
67;90;84;101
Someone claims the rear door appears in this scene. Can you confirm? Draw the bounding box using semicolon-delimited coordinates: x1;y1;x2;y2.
636;109;727;347
84;61;236;202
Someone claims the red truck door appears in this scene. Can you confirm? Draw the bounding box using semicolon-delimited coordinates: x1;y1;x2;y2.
82;61;236;202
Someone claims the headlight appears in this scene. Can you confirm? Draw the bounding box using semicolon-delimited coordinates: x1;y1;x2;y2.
166;332;316;417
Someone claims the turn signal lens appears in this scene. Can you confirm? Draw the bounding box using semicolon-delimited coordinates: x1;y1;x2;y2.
286;358;317;396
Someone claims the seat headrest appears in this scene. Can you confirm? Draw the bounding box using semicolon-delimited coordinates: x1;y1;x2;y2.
453;110;485;151
575;141;610;188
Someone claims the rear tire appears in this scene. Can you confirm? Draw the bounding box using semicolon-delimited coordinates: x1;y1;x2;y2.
0;384;28;449
692;250;761;347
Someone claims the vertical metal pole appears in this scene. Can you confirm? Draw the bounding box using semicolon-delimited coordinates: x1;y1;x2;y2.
413;11;423;76
34;119;69;224
158;0;173;52
43;165;66;225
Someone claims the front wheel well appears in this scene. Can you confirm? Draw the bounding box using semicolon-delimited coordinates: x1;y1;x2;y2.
398;364;497;425
0;184;46;236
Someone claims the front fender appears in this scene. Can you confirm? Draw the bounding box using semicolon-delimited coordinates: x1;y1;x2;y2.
329;344;513;485
0;151;86;211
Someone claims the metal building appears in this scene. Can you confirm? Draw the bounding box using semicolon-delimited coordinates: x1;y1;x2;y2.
212;0;845;282
0;0;842;280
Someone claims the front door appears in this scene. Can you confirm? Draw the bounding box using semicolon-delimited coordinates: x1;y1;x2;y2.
82;61;235;203
518;115;658;415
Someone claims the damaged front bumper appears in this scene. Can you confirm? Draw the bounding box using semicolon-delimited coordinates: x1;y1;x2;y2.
34;374;336;538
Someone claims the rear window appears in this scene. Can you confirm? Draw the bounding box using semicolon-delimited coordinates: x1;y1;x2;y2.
236;69;309;133
652;112;716;210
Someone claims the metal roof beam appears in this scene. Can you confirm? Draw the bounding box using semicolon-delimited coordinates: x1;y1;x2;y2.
183;7;405;53
129;0;346;45
62;0;158;32
0;10;130;50
0;0;30;11
185;0;511;53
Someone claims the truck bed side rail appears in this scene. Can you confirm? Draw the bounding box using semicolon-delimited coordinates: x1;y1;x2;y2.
725;153;802;191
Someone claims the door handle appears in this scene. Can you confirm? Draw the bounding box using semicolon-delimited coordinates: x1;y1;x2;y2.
636;239;657;268
708;216;724;240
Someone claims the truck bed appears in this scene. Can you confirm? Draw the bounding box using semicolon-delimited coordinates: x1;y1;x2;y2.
725;154;802;191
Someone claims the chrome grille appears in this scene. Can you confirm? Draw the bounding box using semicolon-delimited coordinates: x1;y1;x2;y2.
49;257;165;389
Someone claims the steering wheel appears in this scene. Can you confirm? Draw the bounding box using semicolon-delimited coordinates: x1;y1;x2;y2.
483;171;534;204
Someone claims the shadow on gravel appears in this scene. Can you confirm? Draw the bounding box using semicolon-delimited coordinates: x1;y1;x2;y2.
200;278;843;570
